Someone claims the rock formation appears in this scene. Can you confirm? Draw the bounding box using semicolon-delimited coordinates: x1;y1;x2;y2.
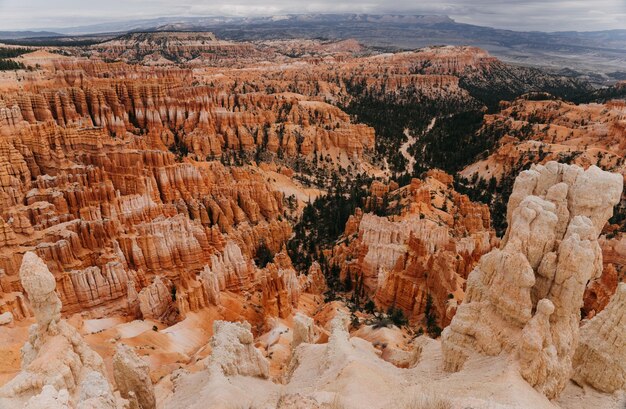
76;371;116;409
0;311;13;325
518;299;559;398
0;42;574;335
441;162;623;398
461;98;626;187
326;311;352;364
113;344;156;409
22;386;70;409
572;282;626;392
582;262;618;318
19;372;114;409
18;252;62;333
138;276;174;321
0;252;115;407
460;96;626;299
331;172;494;328
89;32;259;66
292;312;316;349
0;43;375;329
206;320;270;378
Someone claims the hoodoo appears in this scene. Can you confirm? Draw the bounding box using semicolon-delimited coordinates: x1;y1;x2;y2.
0;252;116;408
442;162;623;398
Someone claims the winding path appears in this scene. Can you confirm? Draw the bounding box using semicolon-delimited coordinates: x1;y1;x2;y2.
399;116;437;174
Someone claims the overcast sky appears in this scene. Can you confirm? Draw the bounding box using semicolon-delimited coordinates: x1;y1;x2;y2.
0;0;624;32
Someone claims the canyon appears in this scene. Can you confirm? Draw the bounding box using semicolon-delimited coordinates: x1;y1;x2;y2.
0;32;624;408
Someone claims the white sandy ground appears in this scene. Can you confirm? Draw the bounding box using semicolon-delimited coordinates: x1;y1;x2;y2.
82;317;128;335
158;321;626;409
259;165;323;207
1;308;623;408
400;128;418;174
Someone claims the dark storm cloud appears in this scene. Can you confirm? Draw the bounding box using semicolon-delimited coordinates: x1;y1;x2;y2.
0;0;624;32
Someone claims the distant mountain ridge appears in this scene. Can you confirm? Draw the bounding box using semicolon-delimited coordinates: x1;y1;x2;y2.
2;14;625;82
0;30;62;39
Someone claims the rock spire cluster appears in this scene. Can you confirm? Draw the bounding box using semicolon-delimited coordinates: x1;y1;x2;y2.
441;162;623;398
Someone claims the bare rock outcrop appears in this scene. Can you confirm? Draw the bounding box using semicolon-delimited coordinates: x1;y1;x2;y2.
326;311;352;364
518;299;560;398
76;371;116;409
0;252;114;407
138;276;174;321
582;261;618;318
0;311;13;325
22;386;70;409
572;282;626;392
206;320;270;378
441;162;623;398
330;173;493;329
292;312;316;349
19;372;113;409
19;252;62;333
113;344;156;409
460;98;626;189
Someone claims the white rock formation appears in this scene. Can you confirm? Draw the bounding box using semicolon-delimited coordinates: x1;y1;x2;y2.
113;345;156;409
441;162;623;398
326;311;352;364
199;265;221;305
19;252;61;333
518;299;560;398
0;252;115;408
206;320;269;378
572;282;626;392
0;311;13;325
76;371;116;409
359;213;449;288
22;386;70;409
292;312;316;349
208;241;251;291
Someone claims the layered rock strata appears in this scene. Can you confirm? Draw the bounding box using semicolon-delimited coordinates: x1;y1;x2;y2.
0;47;377;327
0;44;574;331
460;96;626;309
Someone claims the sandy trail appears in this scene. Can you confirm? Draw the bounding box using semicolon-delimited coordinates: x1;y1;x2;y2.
399;116;437;173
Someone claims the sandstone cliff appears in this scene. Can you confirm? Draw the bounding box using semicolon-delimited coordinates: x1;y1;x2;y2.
0;45;385;328
460;97;626;293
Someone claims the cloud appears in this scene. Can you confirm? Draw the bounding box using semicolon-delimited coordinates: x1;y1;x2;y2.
0;0;624;31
